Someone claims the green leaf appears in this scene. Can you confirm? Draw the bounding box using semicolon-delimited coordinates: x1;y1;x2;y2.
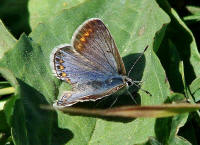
0;68;19;122
186;6;200;15
151;92;193;144
183;14;200;22
189;77;200;102
155;112;190;145
178;116;199;145
0;0;184;144
30;1;170;144
184;6;200;23
28;0;84;29
172;136;192;145
0;68;19;145
140;137;162;145
157;40;184;92
156;1;200;86
0;20;16;59
167;93;186;103
0;34;57;145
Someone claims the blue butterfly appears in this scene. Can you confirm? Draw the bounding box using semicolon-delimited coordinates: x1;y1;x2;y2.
50;18;145;107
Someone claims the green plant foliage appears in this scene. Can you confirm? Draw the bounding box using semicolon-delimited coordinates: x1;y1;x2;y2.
190;77;200;102
184;6;200;23
0;0;200;145
0;21;16;59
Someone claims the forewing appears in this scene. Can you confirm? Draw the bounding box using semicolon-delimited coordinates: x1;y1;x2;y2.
72;18;126;75
50;44;109;84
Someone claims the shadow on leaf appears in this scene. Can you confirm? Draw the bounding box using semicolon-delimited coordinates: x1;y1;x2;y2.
12;79;73;145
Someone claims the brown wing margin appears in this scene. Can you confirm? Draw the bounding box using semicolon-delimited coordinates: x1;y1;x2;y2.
71;18;126;75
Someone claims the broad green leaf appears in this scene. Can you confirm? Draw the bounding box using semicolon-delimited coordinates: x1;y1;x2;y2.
28;0;84;29
0;35;59;145
0;20;16;59
1;0;174;144
140;137;162;145
189;77;200;102
30;0;170;144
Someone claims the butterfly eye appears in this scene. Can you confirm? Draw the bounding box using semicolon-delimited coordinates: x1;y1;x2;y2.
124;77;133;86
127;81;133;86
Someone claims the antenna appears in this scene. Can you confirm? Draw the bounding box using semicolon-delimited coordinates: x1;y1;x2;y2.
127;45;148;77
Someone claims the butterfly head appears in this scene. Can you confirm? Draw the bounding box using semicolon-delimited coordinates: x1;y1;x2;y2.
123;76;133;86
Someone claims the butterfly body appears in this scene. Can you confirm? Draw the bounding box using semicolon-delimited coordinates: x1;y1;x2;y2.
50;18;133;107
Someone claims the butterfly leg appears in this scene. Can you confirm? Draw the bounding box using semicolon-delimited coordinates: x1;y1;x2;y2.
127;90;137;105
109;95;119;108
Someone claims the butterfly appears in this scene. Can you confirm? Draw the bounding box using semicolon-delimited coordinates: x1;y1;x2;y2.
50;18;146;108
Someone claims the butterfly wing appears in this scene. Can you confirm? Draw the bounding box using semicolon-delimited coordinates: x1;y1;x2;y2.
53;79;126;107
50;44;110;84
50;18;127;107
72;18;126;75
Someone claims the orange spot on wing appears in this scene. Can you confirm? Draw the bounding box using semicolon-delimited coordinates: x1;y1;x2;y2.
80;37;86;42
59;65;64;70
59;59;64;63
66;78;71;83
84;32;90;37
77;43;83;51
61;72;67;77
